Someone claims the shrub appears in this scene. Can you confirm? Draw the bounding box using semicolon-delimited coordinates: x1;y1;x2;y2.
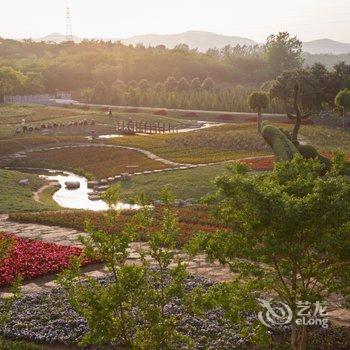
154;109;167;116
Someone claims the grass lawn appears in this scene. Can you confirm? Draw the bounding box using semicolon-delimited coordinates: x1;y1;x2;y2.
119;164;228;202
6;146;174;179
0;169;60;213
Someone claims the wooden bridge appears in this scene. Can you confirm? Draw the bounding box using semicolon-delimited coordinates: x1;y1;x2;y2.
116;121;179;134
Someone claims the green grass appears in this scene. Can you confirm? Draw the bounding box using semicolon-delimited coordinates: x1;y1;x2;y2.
0;170;60;213
119;164;229;202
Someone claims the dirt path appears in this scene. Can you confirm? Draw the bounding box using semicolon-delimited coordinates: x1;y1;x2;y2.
33;182;58;203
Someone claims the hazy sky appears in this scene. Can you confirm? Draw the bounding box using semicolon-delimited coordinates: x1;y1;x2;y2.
1;0;350;42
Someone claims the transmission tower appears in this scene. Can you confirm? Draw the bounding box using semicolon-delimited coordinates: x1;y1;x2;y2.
65;5;73;41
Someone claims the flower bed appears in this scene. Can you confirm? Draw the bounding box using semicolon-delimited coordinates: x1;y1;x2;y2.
3;273;349;349
0;233;88;287
237;155;275;171
9;206;225;246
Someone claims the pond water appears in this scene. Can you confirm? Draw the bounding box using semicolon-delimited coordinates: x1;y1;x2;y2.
39;170;139;211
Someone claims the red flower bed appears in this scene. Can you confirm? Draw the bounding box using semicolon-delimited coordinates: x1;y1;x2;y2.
183;112;199;119
237;156;275;171
0;233;88;287
154;109;167;116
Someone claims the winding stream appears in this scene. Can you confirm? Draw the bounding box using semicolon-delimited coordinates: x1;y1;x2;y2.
39;170;139;211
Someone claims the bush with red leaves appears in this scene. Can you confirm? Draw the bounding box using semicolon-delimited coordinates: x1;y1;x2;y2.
0;233;89;286
82;105;90;111
154;109;167;116
100;107;110;112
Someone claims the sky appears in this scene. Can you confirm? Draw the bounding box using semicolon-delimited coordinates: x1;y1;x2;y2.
1;0;350;43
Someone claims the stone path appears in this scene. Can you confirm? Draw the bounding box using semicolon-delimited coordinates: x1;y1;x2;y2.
0;214;233;295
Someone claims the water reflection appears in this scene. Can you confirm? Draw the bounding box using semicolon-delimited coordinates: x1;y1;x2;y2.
40;170;139;211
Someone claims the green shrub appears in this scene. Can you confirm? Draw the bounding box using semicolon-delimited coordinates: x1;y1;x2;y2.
262;123;299;161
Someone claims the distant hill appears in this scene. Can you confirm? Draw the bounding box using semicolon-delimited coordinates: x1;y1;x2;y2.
36;32;82;43
123;31;257;51
35;31;350;55
302;39;350;55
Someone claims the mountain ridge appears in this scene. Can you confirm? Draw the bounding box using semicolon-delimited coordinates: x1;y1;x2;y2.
35;31;350;54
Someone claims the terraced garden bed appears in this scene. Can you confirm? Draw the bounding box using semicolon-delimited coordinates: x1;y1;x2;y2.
9;206;225;246
108;123;272;164
5;146;173;179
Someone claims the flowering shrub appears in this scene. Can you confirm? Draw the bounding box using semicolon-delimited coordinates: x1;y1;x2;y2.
0;233;88;286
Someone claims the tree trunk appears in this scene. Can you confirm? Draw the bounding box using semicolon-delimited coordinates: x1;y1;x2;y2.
291;322;307;350
257;109;262;134
292;84;302;144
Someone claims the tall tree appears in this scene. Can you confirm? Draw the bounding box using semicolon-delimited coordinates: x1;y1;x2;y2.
248;91;269;133
335;88;350;130
0;66;26;102
264;32;303;76
188;156;350;350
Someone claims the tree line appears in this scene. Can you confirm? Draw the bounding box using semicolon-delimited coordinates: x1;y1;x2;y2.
0;32;349;113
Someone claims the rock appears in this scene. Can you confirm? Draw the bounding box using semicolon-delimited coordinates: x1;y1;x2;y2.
99;179;108;185
65;181;80;190
88;195;101;201
120;173;131;181
87;181;98;189
107;177;115;183
18;179;29;186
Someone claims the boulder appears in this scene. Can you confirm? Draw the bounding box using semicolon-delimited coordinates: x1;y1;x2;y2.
65;181;80;190
18;179;29;186
87;180;99;189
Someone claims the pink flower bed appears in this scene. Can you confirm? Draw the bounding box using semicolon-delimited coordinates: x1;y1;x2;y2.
0;233;88;286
